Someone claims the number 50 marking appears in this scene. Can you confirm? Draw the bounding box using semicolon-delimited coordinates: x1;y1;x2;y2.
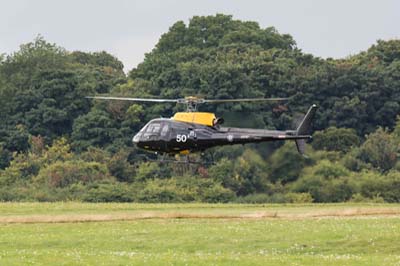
176;134;187;142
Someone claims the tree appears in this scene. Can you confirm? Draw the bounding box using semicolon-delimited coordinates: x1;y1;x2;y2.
0;145;11;169
208;158;238;192
312;127;360;152
0;36;126;154
393;116;400;140
267;142;309;184
72;109;121;151
357;127;398;172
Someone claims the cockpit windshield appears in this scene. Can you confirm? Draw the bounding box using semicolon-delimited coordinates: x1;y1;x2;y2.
146;123;161;133
133;120;166;144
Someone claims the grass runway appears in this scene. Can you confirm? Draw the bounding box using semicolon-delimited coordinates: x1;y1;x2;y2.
0;203;399;265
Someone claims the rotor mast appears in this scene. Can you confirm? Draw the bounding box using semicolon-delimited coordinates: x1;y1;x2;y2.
178;97;205;112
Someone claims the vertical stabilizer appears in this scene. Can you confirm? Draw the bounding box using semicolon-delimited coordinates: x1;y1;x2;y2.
296;104;318;135
294;104;317;156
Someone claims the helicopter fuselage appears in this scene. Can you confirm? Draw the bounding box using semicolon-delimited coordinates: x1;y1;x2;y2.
133;118;311;154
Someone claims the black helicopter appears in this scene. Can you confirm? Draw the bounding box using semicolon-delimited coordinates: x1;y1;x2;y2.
88;96;317;159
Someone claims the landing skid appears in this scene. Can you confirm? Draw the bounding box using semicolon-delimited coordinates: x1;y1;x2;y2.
137;153;215;166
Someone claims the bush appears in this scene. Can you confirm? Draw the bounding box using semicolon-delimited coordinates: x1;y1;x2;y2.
235;193;271;204
285;192;313;203
83;182;135;202
202;185;235;203
106;150;136;182
209;149;271;196
341;148;371;172
268;193;289;203
0;183;67;202
34;160;113;188
0;153;42;186
234;192;313;204
353;171;400;202
291;175;354;203
289;160;354;202
0;186;32;201
310;160;350;179
135;162;163;181
236;193;287;203
138;178;183;203
137;177;235;203
267;142;308;184
208;158;238;191
349;193;385;203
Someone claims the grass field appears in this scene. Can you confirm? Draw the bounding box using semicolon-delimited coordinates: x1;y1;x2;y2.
0;203;400;265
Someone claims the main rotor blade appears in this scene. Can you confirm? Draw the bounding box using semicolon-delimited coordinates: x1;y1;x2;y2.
86;96;179;103
204;97;289;103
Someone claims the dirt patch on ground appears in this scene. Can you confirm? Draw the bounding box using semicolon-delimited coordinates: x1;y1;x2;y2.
231;208;400;220
1;208;400;224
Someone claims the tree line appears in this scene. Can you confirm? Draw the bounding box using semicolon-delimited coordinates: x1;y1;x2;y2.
0;14;399;203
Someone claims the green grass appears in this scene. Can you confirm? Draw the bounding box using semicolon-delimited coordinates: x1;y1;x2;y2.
0;203;400;265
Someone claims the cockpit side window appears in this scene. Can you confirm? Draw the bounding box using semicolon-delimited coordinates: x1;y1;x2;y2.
161;124;169;137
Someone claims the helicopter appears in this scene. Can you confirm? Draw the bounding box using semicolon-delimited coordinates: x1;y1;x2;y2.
87;96;317;161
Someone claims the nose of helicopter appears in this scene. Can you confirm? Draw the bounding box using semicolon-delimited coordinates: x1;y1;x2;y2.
132;133;141;143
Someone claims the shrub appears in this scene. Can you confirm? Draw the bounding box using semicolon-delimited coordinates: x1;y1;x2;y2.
235;193;271;204
135;162;163;181
291;174;354;203
289;160;354;202
354;171;400;202
137;177;235;203
0;186;32;201
138;179;183;203
267;142;308;184
285;192;313;203
268;193;288;203
34;160;113;188
202;185;235;203
341;148;371;172
83;182;135;202
0;153;42;186
106;150;136;182
210;149;271;196
208;158;238;191
310;160;350;179
349;193;385;203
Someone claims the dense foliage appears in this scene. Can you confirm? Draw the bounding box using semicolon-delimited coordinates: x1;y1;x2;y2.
1;15;399;202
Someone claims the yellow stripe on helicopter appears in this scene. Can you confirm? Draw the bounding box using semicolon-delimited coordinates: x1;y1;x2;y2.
172;112;216;126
